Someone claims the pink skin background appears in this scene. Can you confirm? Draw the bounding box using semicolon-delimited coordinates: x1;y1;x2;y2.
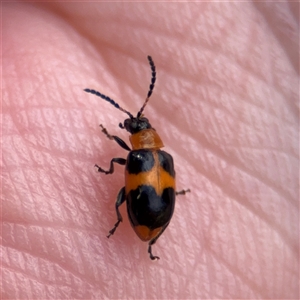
2;2;299;299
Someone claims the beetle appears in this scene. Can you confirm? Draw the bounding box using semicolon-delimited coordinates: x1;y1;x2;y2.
84;56;190;260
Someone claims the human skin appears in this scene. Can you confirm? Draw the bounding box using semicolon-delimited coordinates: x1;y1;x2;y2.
2;2;299;299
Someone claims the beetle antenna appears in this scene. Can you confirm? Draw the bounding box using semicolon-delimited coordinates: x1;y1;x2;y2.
84;89;134;119
137;56;156;118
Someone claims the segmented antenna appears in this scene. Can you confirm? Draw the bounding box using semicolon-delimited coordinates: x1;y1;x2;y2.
84;88;133;118
137;56;156;118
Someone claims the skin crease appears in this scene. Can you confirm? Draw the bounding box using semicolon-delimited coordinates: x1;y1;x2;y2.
2;2;299;299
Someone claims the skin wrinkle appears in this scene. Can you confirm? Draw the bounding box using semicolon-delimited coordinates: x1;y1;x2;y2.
225;145;297;160
253;3;298;73
184;122;294;209
5;267;92;298
203;183;296;292
4;222;104;240
233;219;262;288
9;170;42;224
6;261;53;289
8;267;80;292
209;252;263;298
5;234;99;288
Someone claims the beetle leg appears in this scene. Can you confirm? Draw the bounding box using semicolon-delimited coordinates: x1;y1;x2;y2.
148;224;170;260
107;187;126;238
95;158;126;175
100;124;131;151
176;189;191;195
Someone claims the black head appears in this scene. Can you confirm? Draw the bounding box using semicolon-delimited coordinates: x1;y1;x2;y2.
84;56;156;134
121;117;152;134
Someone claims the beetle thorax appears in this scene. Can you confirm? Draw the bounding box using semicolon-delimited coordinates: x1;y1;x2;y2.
129;128;164;150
